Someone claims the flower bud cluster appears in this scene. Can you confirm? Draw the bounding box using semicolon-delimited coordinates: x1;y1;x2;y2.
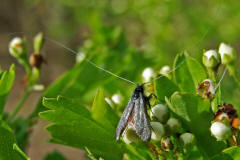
149;104;195;150
9;33;45;88
150;104;181;151
211;104;239;141
141;65;172;83
202;42;235;68
9;33;45;70
122;103;196;152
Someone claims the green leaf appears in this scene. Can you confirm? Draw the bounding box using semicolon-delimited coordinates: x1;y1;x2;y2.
0;64;15;113
222;146;240;160
39;96;125;160
211;146;240;160
29;61;122;119
125;143;155;160
86;147;104;160
10;117;31;151
0;120;29;160
154;76;179;101
91;89;119;132
13;144;30;160
187;146;204;160
173;53;207;94
42;96;91;118
167;92;226;158
44;150;66;160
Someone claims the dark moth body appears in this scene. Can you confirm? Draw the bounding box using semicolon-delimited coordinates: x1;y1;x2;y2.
116;85;151;141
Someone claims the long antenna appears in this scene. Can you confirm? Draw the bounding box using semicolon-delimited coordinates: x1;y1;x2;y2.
144;0;223;85
143;60;186;85
8;1;223;86
215;67;227;91
45;37;138;86
45;37;189;86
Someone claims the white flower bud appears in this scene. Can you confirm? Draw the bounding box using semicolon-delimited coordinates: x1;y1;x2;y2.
111;93;123;105
142;67;155;82
9;37;24;58
150;104;169;123
76;52;86;63
123;126;139;144
202;50;220;68
150;122;165;141
32;84;45;91
159;65;171;76
210;121;231;141
166;118;181;134
219;43;234;65
180;133;195;147
197;79;215;99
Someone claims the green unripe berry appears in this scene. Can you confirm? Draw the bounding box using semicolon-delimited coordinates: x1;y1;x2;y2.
150;122;165;141
123;127;139;144
180;132;195;147
150;104;169;123
166;118;181;134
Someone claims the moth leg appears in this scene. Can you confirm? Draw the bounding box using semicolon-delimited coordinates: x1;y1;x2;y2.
147;93;157;101
144;93;157;113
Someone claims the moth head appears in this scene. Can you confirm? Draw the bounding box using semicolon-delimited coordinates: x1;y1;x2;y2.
135;84;144;93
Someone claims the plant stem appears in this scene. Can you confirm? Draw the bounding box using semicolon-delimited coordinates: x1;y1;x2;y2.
207;68;216;82
7;87;32;123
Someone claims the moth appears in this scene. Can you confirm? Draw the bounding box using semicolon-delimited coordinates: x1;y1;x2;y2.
43;36;184;141
115;84;151;141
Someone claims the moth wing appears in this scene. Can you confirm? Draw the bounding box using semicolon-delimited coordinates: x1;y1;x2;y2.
134;92;151;141
115;96;135;140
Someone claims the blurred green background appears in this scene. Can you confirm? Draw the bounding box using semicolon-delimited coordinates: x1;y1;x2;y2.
1;0;240;159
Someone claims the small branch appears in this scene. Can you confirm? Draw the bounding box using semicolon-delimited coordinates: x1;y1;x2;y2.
7;87;32;123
